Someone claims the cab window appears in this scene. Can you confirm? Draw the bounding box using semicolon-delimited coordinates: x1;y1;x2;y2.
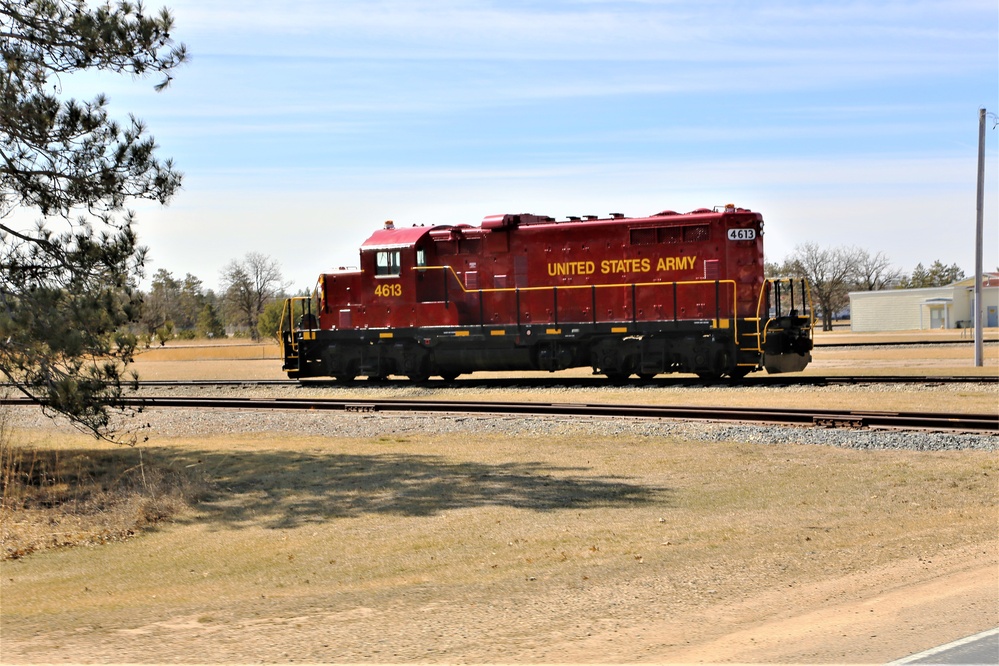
375;250;401;276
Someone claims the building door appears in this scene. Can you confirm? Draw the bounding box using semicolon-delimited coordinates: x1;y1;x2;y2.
929;306;946;329
988;306;998;328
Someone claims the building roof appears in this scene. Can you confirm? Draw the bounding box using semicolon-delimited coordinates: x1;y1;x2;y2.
952;272;999;288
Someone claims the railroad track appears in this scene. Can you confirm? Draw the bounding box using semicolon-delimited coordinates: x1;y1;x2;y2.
4;395;996;434
5;376;995;392
97;374;999;389
813;338;998;348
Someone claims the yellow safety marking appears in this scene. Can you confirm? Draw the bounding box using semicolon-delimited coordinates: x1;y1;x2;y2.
411;264;768;347
302;331;316;341
546;328;562;335
453;330;470;337
611;327;628;333
379;332;393;339
490;330;506;336
715;319;730;329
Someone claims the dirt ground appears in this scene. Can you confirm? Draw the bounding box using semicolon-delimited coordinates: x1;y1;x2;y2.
3;421;996;664
625;545;997;664
3;540;995;664
2;335;997;664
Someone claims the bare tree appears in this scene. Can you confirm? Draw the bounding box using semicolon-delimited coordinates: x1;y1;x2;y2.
850;249;903;291
785;243;855;331
220;253;287;340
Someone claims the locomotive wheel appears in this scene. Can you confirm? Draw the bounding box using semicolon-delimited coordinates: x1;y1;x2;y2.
727;367;752;380
636;372;657;380
439;372;460;382
404;350;431;384
696;371;722;381
334;374;356;384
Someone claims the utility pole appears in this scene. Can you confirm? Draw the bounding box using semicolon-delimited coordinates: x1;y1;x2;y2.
974;108;985;367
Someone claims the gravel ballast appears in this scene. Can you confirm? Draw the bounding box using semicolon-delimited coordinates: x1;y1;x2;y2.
12;380;996;451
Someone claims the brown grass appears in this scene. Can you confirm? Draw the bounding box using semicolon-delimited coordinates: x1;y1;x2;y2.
4;331;996;561
1;425;996;662
135;340;281;361
0;425;209;560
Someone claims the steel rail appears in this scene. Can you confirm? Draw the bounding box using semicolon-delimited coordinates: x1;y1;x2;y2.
116;375;999;387
3;375;996;392
4;395;996;434
814;339;998;348
160;375;997;389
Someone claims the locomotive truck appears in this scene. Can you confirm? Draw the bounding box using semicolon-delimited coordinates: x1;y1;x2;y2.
280;204;813;382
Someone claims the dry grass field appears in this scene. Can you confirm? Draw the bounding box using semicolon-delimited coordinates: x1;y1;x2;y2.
1;332;996;664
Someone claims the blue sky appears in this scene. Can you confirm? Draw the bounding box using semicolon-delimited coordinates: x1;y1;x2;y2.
76;0;999;291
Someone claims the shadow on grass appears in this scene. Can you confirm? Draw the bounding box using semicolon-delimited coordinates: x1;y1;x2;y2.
160;447;668;529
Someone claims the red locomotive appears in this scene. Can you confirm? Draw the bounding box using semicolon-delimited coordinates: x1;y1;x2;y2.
280;205;813;382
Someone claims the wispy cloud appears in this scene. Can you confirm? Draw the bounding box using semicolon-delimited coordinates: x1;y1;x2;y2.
133;149;995;289
168;0;993;67
82;0;998;289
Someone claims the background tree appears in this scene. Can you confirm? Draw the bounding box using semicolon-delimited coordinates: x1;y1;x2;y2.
902;262;929;288
138;269;211;339
176;273;208;332
782;243;855;331
153;319;174;346
220;252;287;341
195;302;225;339
256;299;285;341
850;248;903;291
139;268;180;335
0;0;186;439
899;260;966;288
927;260;965;286
771;245;969;328
763;260;788;278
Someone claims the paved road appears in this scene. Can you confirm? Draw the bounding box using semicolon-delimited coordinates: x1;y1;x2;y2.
890;628;998;665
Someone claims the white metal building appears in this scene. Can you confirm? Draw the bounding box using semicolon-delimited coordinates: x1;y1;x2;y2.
849;273;999;332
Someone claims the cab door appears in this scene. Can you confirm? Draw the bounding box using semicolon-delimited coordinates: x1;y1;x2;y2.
367;248;404;327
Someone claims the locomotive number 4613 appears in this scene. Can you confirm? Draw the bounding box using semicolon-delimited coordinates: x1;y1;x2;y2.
374;283;402;297
727;228;757;241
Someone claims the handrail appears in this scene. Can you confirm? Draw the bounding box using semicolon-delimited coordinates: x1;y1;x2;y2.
753;277;815;352
414;265;741;340
279;296;314;355
417;265;736;296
